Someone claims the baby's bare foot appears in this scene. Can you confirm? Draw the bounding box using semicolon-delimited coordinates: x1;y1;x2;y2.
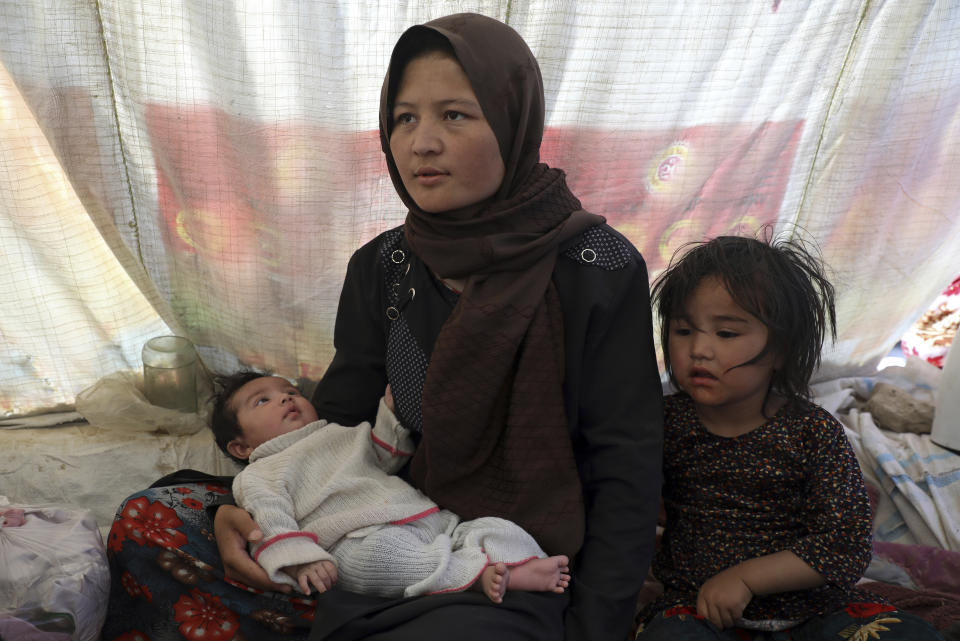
476;562;509;603
506;555;570;594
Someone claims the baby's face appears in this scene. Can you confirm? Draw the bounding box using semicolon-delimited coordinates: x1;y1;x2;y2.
227;376;319;460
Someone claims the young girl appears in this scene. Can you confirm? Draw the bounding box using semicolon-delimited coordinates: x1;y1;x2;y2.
637;235;944;640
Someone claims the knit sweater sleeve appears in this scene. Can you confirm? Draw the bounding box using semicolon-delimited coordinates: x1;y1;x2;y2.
369;396;416;474
233;464;334;587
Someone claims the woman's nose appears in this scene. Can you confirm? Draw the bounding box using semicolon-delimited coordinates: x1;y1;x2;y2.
411;120;442;156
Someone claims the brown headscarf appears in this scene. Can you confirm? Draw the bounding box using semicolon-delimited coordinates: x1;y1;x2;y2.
379;13;602;556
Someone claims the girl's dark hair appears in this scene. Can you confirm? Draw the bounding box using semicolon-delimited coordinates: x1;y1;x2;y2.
209;370;270;464
651;231;836;409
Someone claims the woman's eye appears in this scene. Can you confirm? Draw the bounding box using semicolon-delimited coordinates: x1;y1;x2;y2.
394;113;415;125
444;110;466;121
717;331;738;339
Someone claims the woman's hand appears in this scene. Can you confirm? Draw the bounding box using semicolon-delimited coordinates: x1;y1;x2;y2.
696;566;753;630
214;504;291;593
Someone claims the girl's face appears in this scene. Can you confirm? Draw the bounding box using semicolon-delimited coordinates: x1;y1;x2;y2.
227;376;319;460
389;52;505;213
668;276;780;433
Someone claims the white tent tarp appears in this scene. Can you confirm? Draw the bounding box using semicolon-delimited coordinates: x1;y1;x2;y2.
1;0;959;416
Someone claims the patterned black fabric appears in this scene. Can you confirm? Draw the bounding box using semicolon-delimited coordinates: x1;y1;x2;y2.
379;229;428;434
561;225;634;270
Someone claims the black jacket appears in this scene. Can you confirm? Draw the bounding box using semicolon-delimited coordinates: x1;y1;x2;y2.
313;223;663;641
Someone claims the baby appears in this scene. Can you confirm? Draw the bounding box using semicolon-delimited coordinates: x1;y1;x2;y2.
210;371;570;603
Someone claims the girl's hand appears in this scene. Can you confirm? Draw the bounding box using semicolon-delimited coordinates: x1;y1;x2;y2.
696;567;753;629
214;504;291;593
285;559;339;595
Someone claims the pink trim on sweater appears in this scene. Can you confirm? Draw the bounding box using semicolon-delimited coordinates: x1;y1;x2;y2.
253;531;319;561
389;506;439;525
503;555;540;568
426;553;491;595
370;431;413;457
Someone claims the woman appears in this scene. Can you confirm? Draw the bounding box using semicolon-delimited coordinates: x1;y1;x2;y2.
301;14;663;640
107;13;663;641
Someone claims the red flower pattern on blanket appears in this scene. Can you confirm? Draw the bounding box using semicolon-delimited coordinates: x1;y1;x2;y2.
114;495;188;549
845;601;898;618
173;588;240;641
291;599;316;622
108;526;126;553
121;571;154;602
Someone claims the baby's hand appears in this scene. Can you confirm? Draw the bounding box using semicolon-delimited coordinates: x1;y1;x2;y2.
384;384;395;412
283;560;337;595
696;566;753;629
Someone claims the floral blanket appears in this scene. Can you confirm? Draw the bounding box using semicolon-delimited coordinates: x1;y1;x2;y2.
102;476;314;641
901;276;960;369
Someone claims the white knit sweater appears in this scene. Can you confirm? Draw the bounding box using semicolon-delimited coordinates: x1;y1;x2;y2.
233;398;437;585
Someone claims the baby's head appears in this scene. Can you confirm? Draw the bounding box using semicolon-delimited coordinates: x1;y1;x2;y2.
652;233;836;406
210;371;319;463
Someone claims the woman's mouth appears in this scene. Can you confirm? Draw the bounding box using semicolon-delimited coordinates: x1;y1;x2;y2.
414;167;447;186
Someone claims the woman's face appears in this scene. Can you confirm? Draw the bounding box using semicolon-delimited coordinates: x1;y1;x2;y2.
389;52;505;213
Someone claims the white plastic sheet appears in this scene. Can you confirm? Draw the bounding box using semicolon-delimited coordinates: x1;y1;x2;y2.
0;423;241;540
0;1;959;412
0;499;110;641
74;370;211;436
